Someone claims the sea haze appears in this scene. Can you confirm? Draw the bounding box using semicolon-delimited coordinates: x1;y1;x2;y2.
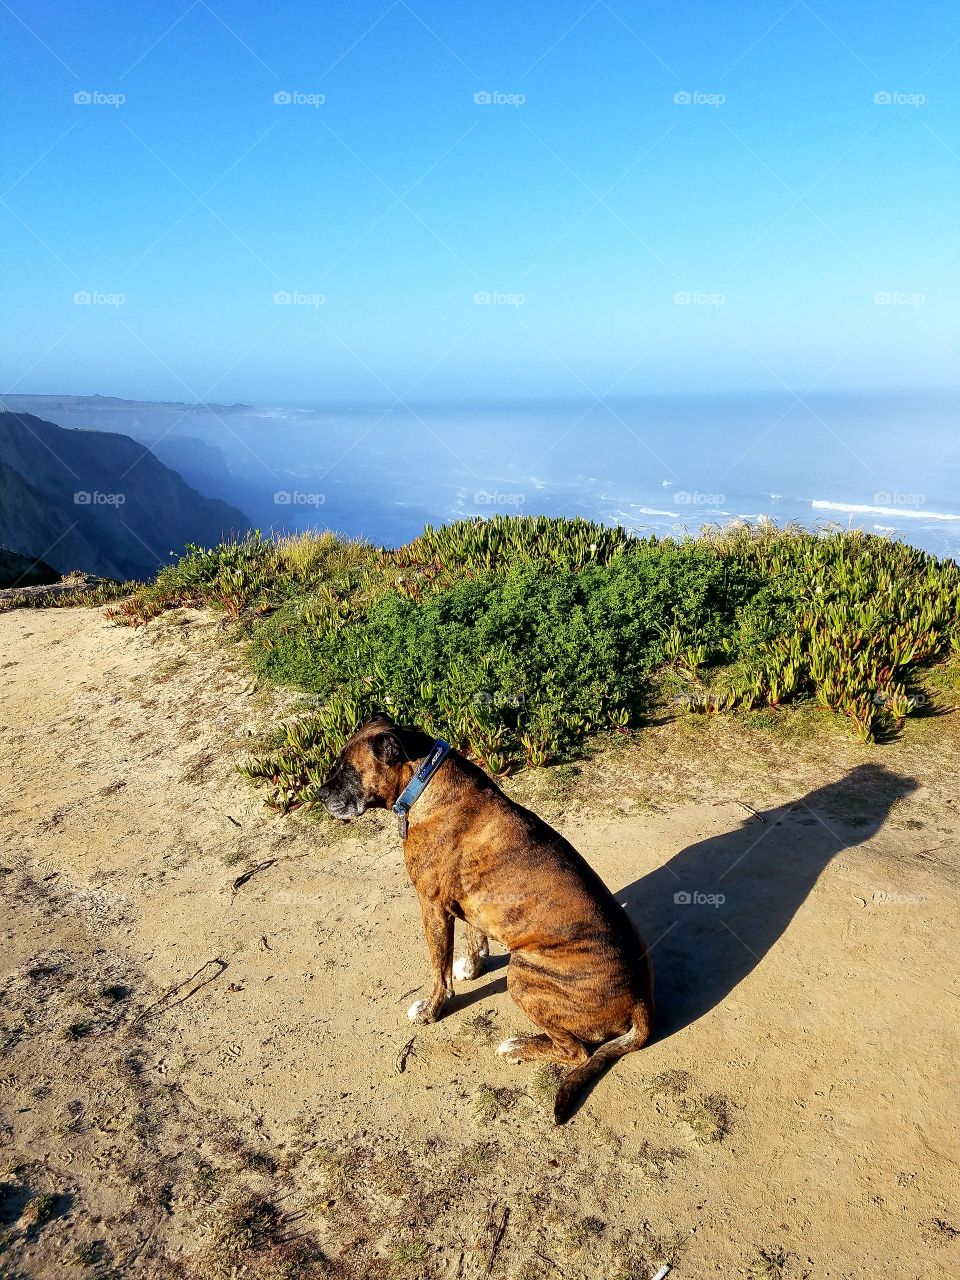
6;391;960;559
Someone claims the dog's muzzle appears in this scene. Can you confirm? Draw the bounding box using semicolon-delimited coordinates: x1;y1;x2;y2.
316;759;366;820
317;789;363;820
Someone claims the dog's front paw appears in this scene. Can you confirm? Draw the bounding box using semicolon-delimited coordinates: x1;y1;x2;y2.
453;955;485;982
407;999;434;1024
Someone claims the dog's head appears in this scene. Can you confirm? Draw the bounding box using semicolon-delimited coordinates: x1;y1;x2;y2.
316;714;426;820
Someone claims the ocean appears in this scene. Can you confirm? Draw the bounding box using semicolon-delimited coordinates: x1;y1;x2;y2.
14;390;960;559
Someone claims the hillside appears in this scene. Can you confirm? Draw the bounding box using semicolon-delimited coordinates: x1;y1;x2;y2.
0;411;251;580
0;543;59;589
1;604;958;1278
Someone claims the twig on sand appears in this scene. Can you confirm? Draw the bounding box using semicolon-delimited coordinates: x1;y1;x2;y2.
534;1249;565;1274
227;815;242;828
131;959;227;1025
734;801;764;822
486;1205;510;1274
395;1036;416;1073
231;858;276;894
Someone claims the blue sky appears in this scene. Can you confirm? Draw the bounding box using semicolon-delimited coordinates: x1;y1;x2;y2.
2;0;958;400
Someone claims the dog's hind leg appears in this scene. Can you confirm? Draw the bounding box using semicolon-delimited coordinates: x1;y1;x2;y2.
499;961;589;1066
408;898;455;1025
453;923;489;981
496;1029;589;1066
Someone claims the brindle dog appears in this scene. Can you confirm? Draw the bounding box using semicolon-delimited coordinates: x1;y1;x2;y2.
317;714;653;1121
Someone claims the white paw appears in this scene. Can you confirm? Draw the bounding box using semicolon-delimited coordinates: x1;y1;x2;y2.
496;1037;524;1061
407;999;430;1022
453;955;484;981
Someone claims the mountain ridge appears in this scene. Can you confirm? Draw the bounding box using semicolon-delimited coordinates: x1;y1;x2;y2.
0;410;252;579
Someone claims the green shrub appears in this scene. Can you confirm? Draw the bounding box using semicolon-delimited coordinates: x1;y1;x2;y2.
105;516;960;811
243;543;768;804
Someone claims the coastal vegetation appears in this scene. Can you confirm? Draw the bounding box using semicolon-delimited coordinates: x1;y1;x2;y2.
103;516;960;812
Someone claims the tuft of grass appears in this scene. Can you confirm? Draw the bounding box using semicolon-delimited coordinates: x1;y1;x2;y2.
461;1010;498;1045
750;1245;794;1278
630;1139;687;1181
190;1159;222;1205
682;1091;731;1144
100;984;129;1003
527;1064;563;1109
922;1217;960;1246
649;1072;731;1143
565;1215;606;1249
274;529;375;584
64;1021;94;1041
21;1192;59;1228
463;1141;498;1173
392;1239;428;1270
472;1086;520;1122
649;1069;693;1098
72;1239;104;1267
194;1193;329;1280
0;579;137;611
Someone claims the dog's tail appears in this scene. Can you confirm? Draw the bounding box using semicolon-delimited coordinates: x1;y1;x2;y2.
553;1003;652;1124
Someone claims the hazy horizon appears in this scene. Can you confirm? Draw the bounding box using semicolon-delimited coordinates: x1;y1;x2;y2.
7;386;960;562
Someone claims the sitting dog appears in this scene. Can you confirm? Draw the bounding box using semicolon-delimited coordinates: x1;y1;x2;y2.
317;715;653;1121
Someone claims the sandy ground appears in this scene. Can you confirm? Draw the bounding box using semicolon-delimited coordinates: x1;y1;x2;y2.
1;606;959;1279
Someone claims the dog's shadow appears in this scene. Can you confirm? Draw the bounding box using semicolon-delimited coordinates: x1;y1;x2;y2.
618;762;918;1040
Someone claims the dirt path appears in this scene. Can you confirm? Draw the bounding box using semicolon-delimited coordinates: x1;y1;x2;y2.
1;606;959;1278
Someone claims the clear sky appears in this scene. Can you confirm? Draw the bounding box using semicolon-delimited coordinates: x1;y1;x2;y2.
2;1;958;401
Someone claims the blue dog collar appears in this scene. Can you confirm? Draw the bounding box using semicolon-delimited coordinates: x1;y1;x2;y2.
393;738;451;838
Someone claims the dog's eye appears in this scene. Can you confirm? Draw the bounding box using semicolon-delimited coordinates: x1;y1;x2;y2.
372;733;403;764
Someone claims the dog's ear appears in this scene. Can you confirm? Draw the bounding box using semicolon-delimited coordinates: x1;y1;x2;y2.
369;710;395;727
371;731;404;764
